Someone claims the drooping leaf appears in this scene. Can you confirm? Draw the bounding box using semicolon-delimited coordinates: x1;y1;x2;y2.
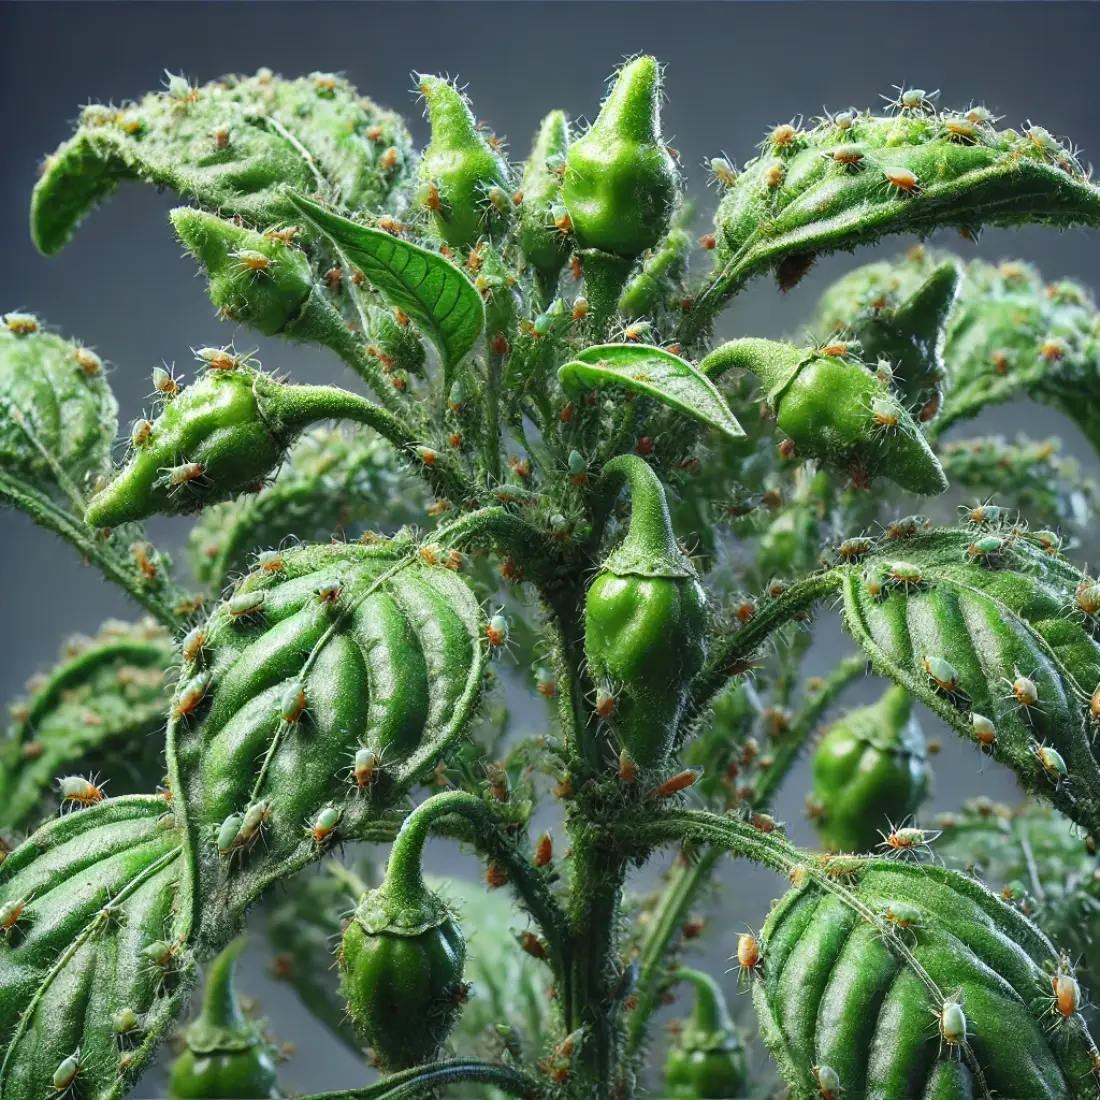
0;795;191;1100
0;619;173;833
755;855;1100;1100
187;427;425;593
32;70;415;256
0;315;117;508
289;191;486;375
931;259;1100;457
558;344;745;440
166;539;485;951
836;525;1100;835
701;103;1100;315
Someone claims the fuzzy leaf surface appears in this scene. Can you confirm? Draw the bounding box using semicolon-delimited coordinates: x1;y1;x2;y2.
32;70;415;255
167;539;484;949
0;619;173;833
289;192;485;375
838;526;1100;834
0;796;190;1100
558;343;745;440
755;856;1100;1099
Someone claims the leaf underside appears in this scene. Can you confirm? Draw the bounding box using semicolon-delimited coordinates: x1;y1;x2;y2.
837;527;1100;834
558;343;745;440
288;191;486;375
167;539;485;949
756;857;1100;1100
0;796;189;1100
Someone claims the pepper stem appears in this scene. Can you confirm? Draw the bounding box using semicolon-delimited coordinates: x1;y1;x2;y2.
599;454;689;577
698;337;805;398
672;967;735;1035
581;249;635;341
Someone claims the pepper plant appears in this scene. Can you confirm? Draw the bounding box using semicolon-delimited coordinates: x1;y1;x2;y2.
4;56;1100;1100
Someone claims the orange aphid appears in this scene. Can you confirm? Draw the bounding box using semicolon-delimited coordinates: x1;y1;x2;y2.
646;770;700;801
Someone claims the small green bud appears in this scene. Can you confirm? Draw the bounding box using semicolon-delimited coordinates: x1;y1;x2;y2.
563;56;680;258
519;109;571;278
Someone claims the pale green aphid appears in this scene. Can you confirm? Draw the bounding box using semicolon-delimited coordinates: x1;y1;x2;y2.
53;1049;81;1093
922;655;960;693
113;1007;139;1034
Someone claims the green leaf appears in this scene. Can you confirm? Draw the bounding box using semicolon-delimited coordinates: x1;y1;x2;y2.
288;191;486;376
32;70;415;256
0;795;191;1100
187;427;425;593
0;316;117;509
755;855;1100;1100
932;259;1100;457
0;619;173;833
166;539;485;951
702;105;1100;316
837;525;1100;835
558;343;745;440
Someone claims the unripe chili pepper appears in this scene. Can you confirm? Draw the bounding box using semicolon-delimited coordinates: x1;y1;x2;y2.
168;938;281;1099
519;109;571;282
810;684;930;853
340;794;468;1070
664;968;748;1099
562;56;680;259
417;75;511;249
584;455;707;769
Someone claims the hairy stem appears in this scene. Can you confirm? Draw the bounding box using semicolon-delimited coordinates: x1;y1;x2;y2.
0;472;181;629
301;1058;542;1099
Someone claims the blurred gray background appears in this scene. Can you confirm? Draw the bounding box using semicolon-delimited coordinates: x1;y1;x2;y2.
2;2;1100;1095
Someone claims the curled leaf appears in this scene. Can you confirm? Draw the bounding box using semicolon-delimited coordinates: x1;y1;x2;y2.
0;796;190;1100
559;343;745;440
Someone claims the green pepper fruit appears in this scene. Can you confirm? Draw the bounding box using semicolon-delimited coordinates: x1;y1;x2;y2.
518;109;571;285
562;55;680;259
584;455;707;769
340;798;467;1070
700;338;947;495
417;75;511;249
169;938;281;1099
809;684;931;853
664;968;748;1099
170;208;314;337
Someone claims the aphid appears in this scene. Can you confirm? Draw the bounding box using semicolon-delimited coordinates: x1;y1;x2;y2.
1076;581;1100;617
882;900;924;930
830;143;866;169
820;853;864;881
966;535;1005;565
232;248;273;277
58;774;106;807
113;1007;140;1035
751;811;779;833
863;568;884;598
918;390;942;423
442;549;463;571
232;800;271;853
943;116;978;143
74;346;103;377
595;686;617;720
568;449;587;486
279;681;307;724
484;862;508;889
533;831;553;867
227;590;266;619
884;166;920;194
253;549;285;575
646;770;700;801
164;71;200;109
886;515;929;538
762;158;785;189
130;419;153;448
923;655;961;695
520;931;549;961
4;312;38;335
1032;530;1062;556
181;625;205;665
194;345;245;371
52;1049;83;1095
487;612;509;650
171;673;210;721
936;993;967;1050
1089;683;1100;725
151;365;181;397
879;823;942;861
836;537;873;562
142;936;182;969
885;560;923;590
870;395;900;430
813;1064;842;1100
734;931;762;976
0;894;29;935
535;666;556;699
415;444;439;466
618;749;637;784
820;339;859;359
961;501;1008;525
1039;336;1067;362
1006;668;1040;715
161;461;204;487
885;86;939;115
966;105;998;126
420;544;443;567
315;578;342;605
972;713;997;752
768;122;801;148
352;746;382;789
552;203;573;235
707;155;737;188
1032;742;1068;788
308;804;340;846
874;358;895;387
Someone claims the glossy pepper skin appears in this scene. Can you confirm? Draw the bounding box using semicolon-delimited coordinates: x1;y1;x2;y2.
417;75;511;249
664;968;747;1099
809;684;930;853
339;796;467;1070
562;56;680;259
169;938;281;1099
585;455;707;770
